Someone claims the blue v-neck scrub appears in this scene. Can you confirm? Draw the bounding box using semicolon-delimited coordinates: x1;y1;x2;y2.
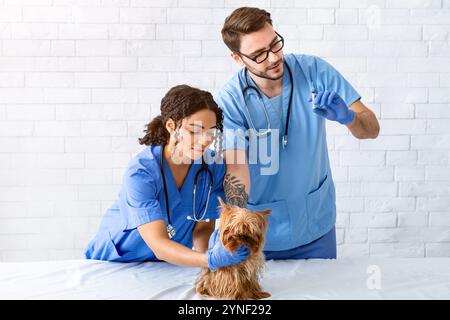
84;145;226;262
217;53;360;257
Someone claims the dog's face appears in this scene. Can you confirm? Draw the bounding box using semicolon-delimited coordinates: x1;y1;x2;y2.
217;197;271;254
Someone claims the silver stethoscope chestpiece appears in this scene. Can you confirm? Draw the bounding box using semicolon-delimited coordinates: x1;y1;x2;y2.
282;135;288;148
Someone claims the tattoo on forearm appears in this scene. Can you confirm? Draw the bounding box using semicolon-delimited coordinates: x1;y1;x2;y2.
223;173;249;208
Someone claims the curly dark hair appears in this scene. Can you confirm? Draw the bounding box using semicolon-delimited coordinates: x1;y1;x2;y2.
139;85;223;154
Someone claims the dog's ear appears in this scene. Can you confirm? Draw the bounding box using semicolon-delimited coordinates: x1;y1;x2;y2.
259;209;271;216
217;196;230;210
218;196;225;207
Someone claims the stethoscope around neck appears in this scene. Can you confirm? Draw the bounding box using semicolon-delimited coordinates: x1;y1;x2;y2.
243;61;294;148
159;146;213;239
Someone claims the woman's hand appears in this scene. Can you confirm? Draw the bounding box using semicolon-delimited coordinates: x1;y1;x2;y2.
206;229;250;270
138;220;209;268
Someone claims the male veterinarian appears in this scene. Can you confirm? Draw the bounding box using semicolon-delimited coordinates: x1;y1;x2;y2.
218;7;380;259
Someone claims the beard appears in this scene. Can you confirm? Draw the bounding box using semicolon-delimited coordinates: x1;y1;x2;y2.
245;58;284;81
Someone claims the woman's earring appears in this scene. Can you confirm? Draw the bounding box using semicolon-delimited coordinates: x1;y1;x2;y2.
171;128;182;164
214;130;223;163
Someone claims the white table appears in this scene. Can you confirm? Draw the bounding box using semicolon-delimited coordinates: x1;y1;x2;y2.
1;257;449;299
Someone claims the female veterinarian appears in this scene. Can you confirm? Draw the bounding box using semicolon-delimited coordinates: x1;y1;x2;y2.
85;85;249;270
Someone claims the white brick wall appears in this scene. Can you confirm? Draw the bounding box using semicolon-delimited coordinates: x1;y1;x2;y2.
0;0;449;261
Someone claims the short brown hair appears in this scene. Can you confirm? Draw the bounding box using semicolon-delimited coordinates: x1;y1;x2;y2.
221;7;272;52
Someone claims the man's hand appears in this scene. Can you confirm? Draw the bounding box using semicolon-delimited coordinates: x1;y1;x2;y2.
309;90;355;125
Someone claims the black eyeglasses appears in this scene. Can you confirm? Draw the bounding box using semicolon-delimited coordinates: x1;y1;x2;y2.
237;31;284;64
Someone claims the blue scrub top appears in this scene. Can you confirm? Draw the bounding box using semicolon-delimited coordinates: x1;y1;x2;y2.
85;145;226;262
217;53;360;251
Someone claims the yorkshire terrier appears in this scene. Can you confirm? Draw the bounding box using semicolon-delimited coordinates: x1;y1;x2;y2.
195;197;271;300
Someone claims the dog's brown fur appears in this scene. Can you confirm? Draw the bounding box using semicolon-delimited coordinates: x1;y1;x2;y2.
195;197;271;300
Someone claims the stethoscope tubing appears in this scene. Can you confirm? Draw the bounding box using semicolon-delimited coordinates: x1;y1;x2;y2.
242;61;294;146
160;147;214;229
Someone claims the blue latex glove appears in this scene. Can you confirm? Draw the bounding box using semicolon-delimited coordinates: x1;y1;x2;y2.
308;90;355;125
206;229;250;271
